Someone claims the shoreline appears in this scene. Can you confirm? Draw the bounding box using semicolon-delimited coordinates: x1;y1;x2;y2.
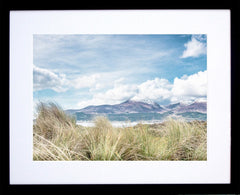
76;120;161;127
76;118;206;128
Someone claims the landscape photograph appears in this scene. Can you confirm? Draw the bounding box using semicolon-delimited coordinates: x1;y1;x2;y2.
33;34;207;161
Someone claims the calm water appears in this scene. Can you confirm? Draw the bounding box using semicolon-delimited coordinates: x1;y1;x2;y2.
75;112;207;127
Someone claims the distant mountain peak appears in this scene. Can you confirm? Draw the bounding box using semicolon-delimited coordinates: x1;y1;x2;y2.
164;102;184;110
65;99;206;115
176;101;207;113
129;98;157;105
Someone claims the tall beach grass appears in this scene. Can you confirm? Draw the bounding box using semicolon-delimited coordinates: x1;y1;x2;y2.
33;102;207;161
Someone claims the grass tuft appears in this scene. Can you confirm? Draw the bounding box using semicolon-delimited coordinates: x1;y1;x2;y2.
33;102;207;161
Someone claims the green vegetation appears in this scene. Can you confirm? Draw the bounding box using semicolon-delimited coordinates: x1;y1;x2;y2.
33;102;207;161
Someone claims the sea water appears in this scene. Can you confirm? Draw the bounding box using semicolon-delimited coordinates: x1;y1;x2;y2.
75;112;207;127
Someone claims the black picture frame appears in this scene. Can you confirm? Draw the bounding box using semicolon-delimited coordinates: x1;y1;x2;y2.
2;1;240;194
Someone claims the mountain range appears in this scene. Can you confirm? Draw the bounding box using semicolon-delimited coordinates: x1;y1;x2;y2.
66;99;207;115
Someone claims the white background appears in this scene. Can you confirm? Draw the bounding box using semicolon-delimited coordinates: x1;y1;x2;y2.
10;10;231;184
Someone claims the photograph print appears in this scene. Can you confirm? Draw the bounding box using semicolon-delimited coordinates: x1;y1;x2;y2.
33;34;207;161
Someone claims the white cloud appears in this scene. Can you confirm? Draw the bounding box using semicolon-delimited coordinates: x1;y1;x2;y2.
34;65;105;92
76;70;207;108
171;70;207;103
180;36;206;58
77;82;138;108
33;65;69;92
77;77;173;108
72;74;101;89
132;78;172;101
102;84;137;101
114;77;125;86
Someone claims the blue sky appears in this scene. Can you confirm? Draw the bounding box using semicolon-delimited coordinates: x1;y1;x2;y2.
33;34;207;109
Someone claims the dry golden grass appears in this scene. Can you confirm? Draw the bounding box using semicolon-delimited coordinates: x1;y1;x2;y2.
33;102;207;161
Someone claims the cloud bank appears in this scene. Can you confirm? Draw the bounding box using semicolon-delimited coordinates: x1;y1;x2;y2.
171;70;207;103
33;65;69;92
76;70;207;108
131;78;172;102
33;64;207;108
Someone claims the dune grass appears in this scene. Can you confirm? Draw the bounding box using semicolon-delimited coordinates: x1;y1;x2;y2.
33;102;207;161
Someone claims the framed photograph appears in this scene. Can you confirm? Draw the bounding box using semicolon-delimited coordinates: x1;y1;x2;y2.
10;10;231;185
